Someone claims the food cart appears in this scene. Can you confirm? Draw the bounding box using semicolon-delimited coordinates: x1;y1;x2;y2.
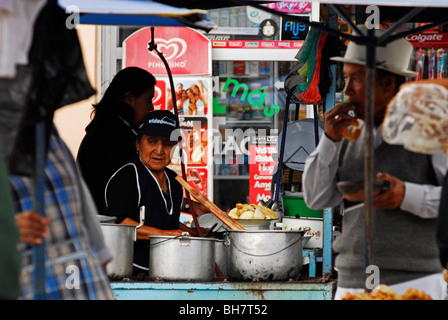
23;0;448;301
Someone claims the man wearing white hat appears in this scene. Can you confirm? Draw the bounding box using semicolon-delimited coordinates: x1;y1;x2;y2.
302;26;447;299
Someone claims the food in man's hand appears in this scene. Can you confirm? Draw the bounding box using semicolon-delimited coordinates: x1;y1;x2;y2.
228;203;277;219
342;284;432;300
342;117;361;142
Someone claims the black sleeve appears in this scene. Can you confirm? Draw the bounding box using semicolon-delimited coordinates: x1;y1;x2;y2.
103;165;140;223
437;173;448;268
77;122;136;212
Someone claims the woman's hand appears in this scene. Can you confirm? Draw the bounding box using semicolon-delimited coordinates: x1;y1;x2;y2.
15;211;50;244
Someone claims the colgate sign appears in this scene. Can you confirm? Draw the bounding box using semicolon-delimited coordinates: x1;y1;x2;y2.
124;27;211;76
406;33;448;48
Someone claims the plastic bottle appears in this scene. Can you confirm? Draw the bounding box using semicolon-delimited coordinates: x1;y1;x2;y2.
219;8;230;27
415;49;426;81
437;48;447;79
237;7;247;28
428;48;436;80
230;7;237;28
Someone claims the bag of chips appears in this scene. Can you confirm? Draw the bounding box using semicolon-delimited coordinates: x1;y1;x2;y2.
382;81;448;155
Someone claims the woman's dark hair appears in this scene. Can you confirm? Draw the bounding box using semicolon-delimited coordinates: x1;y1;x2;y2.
89;67;156;125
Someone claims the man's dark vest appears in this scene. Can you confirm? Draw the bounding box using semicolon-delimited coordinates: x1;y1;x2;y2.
334;126;442;288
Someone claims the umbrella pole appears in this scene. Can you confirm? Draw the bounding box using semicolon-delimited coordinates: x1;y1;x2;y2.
33;117;48;299
147;27;203;238
364;29;376;292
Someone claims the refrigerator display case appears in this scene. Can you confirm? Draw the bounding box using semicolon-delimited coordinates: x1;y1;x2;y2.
98;3;318;210
205;4;315;211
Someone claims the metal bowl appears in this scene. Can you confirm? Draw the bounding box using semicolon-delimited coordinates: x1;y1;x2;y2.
236;219;273;230
337;180;390;202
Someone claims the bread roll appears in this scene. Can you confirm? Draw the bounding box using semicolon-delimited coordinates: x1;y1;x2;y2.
342;117;361;142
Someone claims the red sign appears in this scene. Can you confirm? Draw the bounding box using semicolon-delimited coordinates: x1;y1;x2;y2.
249;145;278;204
153;80;166;110
266;2;311;13
124;27;211;76
406;32;448;48
211;40;303;49
186;168;208;197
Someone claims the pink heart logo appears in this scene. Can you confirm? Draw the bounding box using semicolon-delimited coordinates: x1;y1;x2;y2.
149;38;187;60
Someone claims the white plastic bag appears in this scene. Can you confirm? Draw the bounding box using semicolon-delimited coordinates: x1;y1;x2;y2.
382;83;448;154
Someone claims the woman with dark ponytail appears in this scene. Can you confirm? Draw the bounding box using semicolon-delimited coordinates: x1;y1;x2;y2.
77;67;157;212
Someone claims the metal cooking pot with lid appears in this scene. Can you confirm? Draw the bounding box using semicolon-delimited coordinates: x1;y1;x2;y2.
100;206;145;279
148;232;217;282
225;230;305;281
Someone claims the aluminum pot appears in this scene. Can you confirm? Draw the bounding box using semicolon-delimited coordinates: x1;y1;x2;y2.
225;230;305;281
100;207;145;279
282;217;323;248
148;232;217;281
215;239;227;277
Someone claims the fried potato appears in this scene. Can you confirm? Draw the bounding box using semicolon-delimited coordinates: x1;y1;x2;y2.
342;284;432;300
239;210;254;219
228;208;239;219
402;288;432;300
256;205;277;219
254;208;266;219
228;203;277;219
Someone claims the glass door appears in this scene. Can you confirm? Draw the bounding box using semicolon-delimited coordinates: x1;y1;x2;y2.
212;58;302;210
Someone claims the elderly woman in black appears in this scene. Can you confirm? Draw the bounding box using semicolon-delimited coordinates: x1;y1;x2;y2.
103;110;208;275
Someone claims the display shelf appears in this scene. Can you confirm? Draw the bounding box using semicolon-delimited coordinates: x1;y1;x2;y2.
225;120;272;126
214;175;250;180
217;73;271;78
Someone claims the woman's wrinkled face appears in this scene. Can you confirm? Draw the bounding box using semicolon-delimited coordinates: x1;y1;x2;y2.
137;135;176;172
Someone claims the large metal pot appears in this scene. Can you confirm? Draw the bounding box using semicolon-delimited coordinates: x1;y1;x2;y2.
148;232;217;281
225;230;305;281
215;239;227;277
100;207;145;279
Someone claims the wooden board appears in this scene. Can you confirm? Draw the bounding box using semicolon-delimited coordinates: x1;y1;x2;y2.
175;176;246;230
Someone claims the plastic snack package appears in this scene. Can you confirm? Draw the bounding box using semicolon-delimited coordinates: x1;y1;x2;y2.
382;82;448;155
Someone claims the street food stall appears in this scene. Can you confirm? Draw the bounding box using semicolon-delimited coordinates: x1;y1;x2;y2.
20;0;448;301
70;0;448;301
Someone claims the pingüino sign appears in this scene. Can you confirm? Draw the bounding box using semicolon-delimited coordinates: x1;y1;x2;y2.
123;27;211;76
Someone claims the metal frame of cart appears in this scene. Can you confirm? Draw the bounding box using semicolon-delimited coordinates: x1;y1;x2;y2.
52;0;448;300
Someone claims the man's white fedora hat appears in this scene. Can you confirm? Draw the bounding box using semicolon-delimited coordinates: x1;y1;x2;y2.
331;25;418;78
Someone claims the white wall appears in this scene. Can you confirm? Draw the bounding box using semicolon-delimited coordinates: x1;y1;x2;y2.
53;25;98;158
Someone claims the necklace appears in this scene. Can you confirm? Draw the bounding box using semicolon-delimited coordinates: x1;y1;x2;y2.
160;178;168;193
